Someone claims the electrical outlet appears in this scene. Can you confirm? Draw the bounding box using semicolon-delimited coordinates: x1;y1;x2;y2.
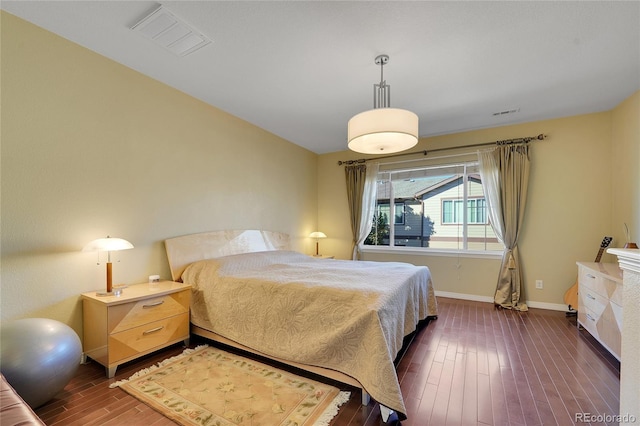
536;280;543;289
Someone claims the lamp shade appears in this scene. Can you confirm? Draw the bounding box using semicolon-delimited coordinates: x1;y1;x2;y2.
83;236;133;296
309;232;327;239
82;237;134;252
348;108;419;154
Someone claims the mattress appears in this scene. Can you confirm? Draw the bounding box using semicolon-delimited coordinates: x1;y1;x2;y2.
182;250;437;417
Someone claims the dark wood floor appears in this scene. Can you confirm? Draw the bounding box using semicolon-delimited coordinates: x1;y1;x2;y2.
34;297;620;425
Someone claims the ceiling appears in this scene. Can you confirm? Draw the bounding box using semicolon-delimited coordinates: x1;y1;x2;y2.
2;1;639;154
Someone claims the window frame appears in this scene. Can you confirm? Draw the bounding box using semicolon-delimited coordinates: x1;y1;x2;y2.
361;160;503;258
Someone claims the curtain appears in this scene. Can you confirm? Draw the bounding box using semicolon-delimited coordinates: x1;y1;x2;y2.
345;162;379;260
478;144;530;311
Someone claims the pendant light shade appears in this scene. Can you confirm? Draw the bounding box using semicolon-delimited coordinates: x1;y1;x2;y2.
348;108;419;154
347;54;419;154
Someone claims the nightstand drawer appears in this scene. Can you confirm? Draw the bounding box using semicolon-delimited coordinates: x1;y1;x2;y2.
108;312;189;364
108;289;190;334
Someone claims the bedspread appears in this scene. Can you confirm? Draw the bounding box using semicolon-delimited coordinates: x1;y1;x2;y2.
182;250;437;418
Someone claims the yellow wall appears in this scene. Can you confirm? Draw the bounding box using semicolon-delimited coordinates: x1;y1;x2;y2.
611;91;640;249
0;12;319;335
319;100;639;309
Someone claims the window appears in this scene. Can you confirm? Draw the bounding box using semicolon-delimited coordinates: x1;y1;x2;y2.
394;204;405;225
442;198;487;224
364;161;503;252
468;198;487;224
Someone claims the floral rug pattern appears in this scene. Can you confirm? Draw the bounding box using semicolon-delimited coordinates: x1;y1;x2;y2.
111;345;350;426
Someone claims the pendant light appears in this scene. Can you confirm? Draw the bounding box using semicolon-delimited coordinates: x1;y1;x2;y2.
348;54;419;154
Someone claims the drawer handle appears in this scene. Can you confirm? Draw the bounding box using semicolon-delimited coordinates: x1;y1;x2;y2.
586;274;596;279
587;294;596;301
586;313;595;322
142;300;164;308
143;326;164;335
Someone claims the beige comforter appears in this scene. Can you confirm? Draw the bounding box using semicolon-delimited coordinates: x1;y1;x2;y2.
182;250;437;418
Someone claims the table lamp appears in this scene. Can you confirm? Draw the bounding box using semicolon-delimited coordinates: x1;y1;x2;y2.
83;236;134;296
309;231;327;257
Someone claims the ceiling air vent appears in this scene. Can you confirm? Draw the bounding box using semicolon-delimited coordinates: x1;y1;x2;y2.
131;6;212;57
492;108;520;117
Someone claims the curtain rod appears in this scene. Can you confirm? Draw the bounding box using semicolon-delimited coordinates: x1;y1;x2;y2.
337;133;546;165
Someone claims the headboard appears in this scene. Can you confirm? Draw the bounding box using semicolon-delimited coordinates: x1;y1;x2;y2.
164;229;290;281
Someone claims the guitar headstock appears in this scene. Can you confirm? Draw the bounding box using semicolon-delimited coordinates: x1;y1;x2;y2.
595;236;613;262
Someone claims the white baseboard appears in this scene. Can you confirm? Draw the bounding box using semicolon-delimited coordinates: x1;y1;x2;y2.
435;290;493;303
434;290;569;312
526;300;570;312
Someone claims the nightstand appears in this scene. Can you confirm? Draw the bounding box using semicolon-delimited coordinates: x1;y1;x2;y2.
81;281;191;378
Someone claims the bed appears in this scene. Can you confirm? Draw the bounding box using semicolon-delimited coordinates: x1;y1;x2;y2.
164;230;438;421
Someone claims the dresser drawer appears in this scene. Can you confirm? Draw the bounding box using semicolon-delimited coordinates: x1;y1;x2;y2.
578;286;607;319
108;312;189;364
578;306;599;336
578;267;604;296
108;289;190;334
578;264;622;299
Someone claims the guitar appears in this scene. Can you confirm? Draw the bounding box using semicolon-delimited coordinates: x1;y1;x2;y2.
564;236;613;314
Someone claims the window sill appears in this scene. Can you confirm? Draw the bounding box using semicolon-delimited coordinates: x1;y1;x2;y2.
359;245;504;259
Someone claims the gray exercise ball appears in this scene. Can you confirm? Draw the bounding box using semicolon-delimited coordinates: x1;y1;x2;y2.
0;318;82;408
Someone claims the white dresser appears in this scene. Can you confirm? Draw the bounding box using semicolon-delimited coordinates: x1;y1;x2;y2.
576;262;623;360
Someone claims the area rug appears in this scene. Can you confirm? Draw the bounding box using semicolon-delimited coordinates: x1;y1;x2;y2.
110;345;350;426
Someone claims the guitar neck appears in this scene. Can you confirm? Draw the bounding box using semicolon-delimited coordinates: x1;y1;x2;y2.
594;248;605;263
594;237;613;263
